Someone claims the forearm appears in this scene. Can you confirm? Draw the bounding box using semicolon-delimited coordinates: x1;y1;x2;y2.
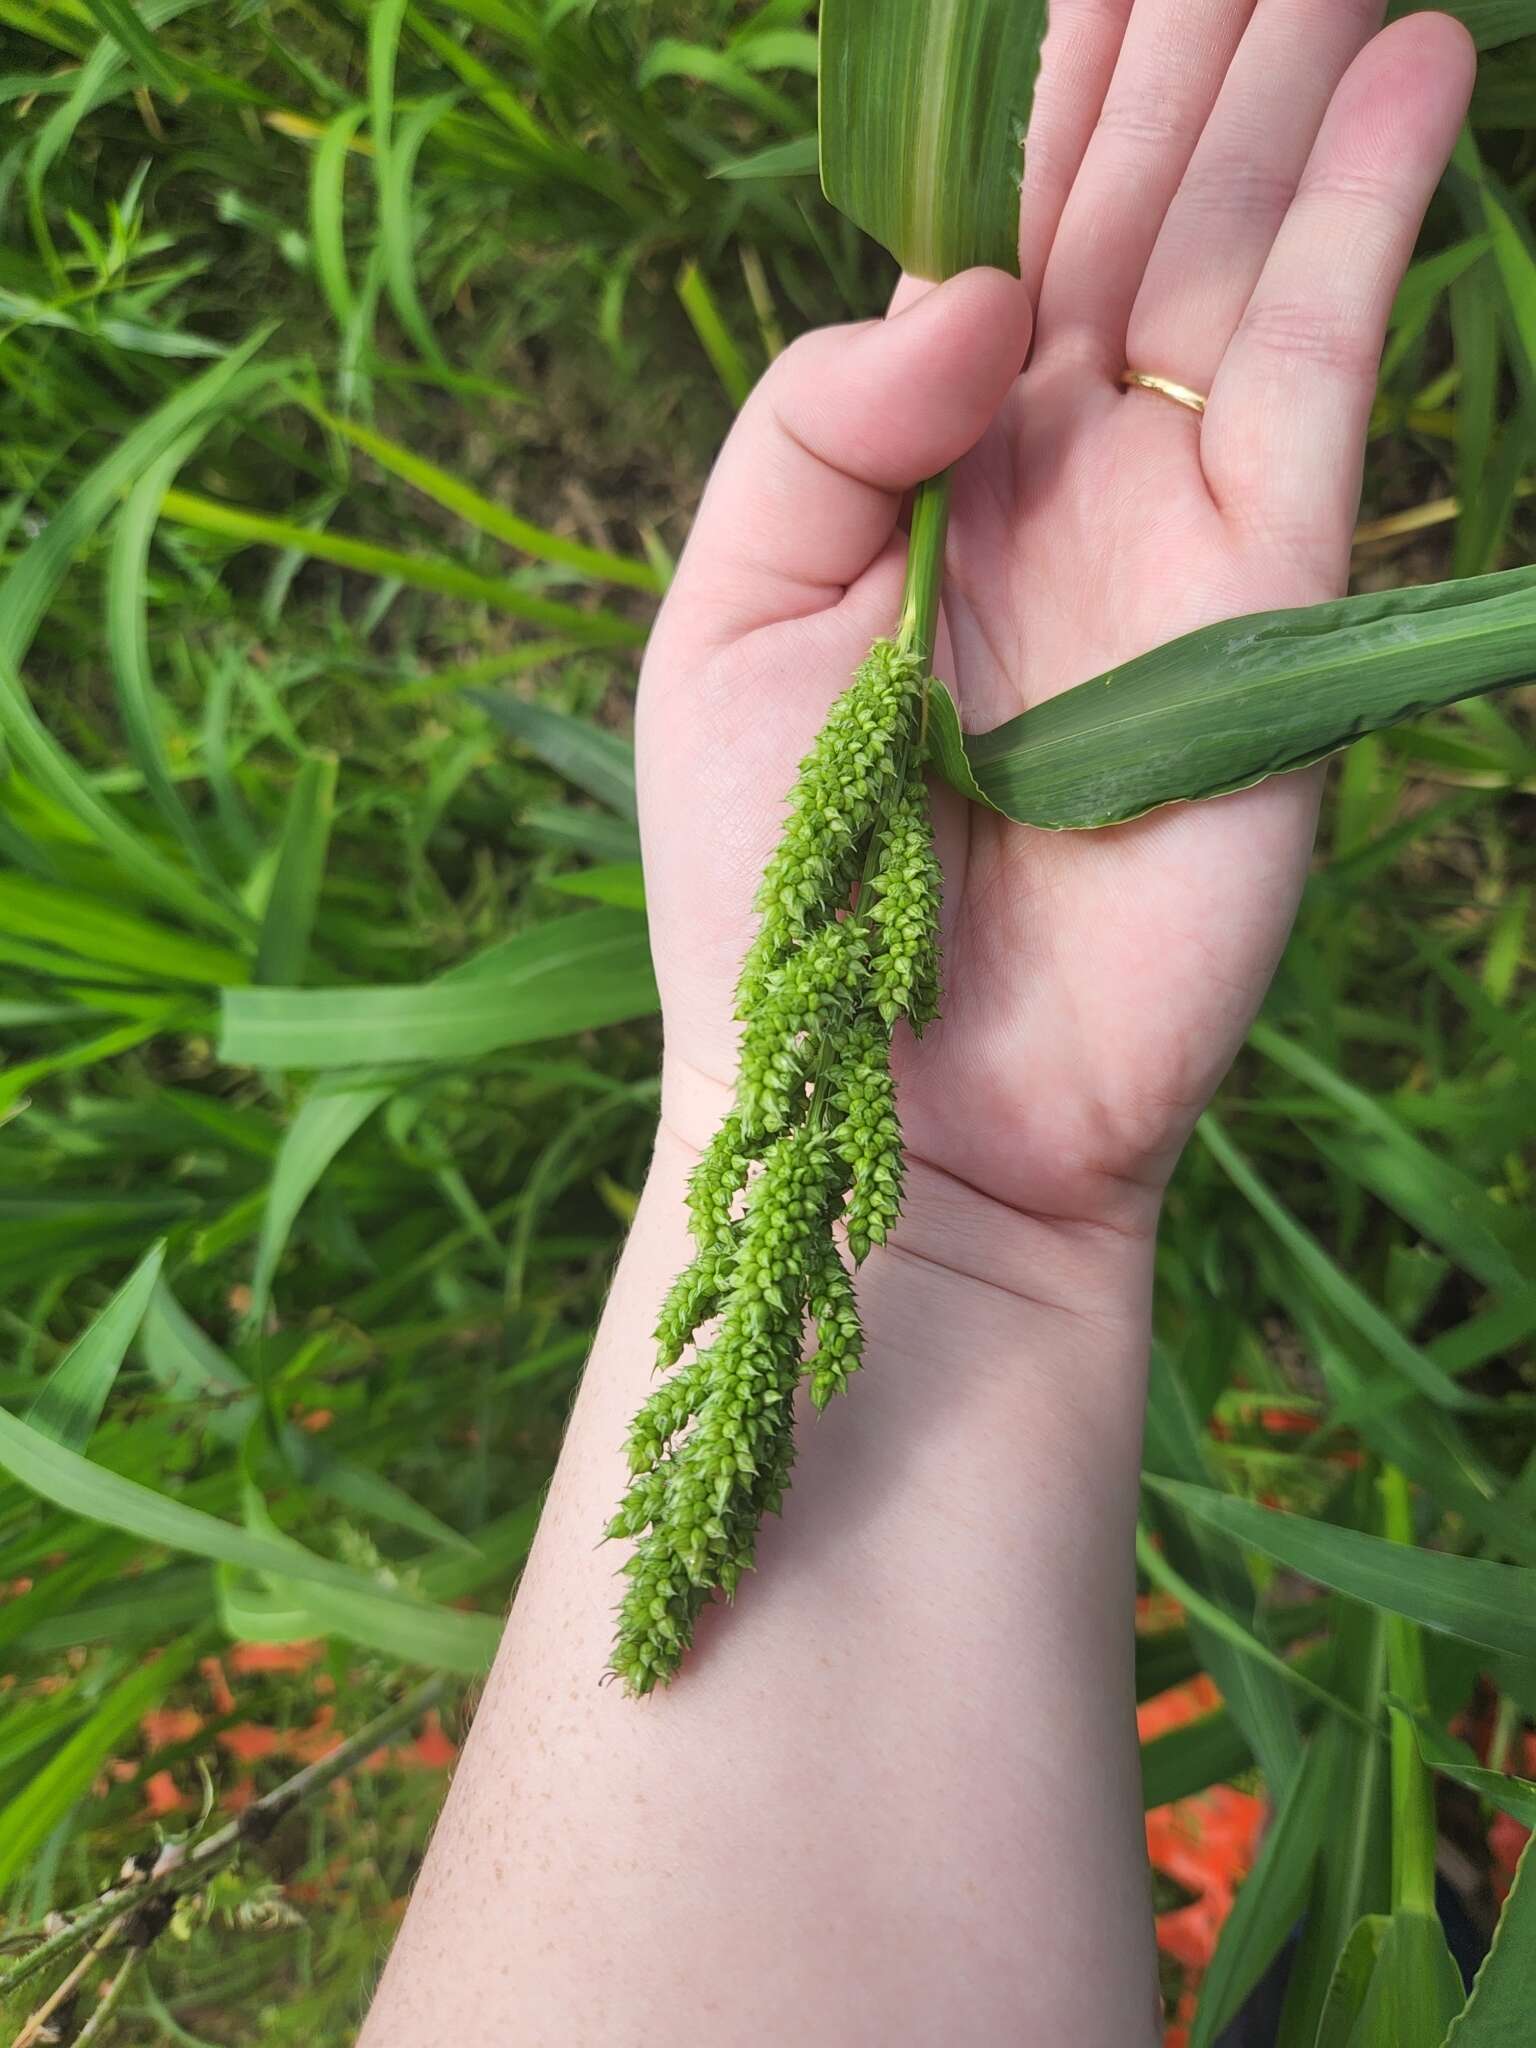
364;1104;1162;2047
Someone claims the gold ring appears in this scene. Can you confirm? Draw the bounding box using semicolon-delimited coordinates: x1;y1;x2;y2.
1121;369;1207;416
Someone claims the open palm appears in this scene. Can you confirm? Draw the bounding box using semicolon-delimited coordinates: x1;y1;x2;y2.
640;1;1473;1241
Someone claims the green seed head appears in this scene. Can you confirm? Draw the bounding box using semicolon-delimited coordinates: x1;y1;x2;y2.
608;640;942;1693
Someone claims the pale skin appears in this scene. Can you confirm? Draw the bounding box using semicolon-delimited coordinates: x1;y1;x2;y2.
364;7;1474;2043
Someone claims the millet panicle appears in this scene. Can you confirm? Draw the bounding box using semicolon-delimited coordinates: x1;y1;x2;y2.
608;638;944;1695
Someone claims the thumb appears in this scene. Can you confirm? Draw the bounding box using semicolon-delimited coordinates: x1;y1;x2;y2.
667;267;1031;645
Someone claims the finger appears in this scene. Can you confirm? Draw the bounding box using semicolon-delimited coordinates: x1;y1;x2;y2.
1126;0;1384;396
1203;14;1475;576
1017;0;1137;307
666;269;1032;647
1033;0;1259;371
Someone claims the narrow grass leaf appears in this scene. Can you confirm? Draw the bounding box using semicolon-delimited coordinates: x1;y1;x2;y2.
711;134;819;181
24;6;135;278
0;334;267;678
820;0;1045;280
310;103;370;331
249;1081;392;1324
1393;1702;1536;1829
0;1694;89;1783
545;862;646;910
1144;1346;1302;1792
366;0;450;370
1135;1526;1360;1734
470;693;638;816
80;0;179;92
1382;1471;1442;1942
297;1446;479;1558
1314;1916;1391;2048
1146;1477;1536;1660
403;10;599;188
0;9;88;60
1137;1621;1206;1704
1249;1022;1533;1295
0;1006;193;1117
379;92;456;371
160;489;645;647
1450;257;1502;575
1441;1835;1536;2043
733;27;819;73
106;433;237;900
220;907;658;1068
1430;1285;1536;1378
676;261;754;410
1288;1297;1536;1565
254;751;336;987
927;568;1536;829
0;1402;472;1613
640;39;802;126
235;1483;496;1674
138;1279;255;1439
13;1569;212;1657
525;801;642;863
1200;1114;1494;1415
1137;1605;1319;1705
214;1562;313;1649
221;1562;498;1676
310;408;661;593
0;873;247;986
1349;1914;1468;2048
26;1240;164;1450
0;340;268;934
1459;135;1536;384
390;642;584;702
1383;235;1491;383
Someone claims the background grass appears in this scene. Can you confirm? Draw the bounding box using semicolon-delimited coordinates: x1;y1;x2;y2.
0;3;1532;2043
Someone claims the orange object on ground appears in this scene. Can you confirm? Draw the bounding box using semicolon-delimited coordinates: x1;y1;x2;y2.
228;1640;324;1675
1140;1674;1266;2047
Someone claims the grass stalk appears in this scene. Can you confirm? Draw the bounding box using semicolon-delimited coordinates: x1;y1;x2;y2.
1382;1467;1439;1920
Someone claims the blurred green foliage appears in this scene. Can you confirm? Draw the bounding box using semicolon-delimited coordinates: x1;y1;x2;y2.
0;3;1532;2041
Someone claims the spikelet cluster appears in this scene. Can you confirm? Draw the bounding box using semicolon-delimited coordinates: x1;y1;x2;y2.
608;640;943;1694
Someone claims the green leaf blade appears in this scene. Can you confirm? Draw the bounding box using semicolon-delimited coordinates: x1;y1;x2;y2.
819;0;1047;280
253;751;337;988
1442;1835;1536;2044
220;908;658;1069
26;1240;165;1451
249;1081;391;1324
1350;1914;1467;2048
1145;1476;1536;1662
0;1404;492;1658
932;569;1536;829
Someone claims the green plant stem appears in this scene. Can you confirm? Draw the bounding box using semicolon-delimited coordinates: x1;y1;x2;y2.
1382;1466;1438;1918
896;468;954;673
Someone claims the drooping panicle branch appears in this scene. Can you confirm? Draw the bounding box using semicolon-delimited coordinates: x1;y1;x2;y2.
608;631;946;1695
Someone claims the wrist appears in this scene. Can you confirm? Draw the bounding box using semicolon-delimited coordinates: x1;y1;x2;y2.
654;1056;1158;1349
635;1107;1151;1513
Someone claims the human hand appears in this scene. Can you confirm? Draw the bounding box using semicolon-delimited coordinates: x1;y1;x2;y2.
639;2;1474;1253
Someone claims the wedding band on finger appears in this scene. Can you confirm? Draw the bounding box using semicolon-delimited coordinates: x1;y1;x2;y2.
1119;369;1208;416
